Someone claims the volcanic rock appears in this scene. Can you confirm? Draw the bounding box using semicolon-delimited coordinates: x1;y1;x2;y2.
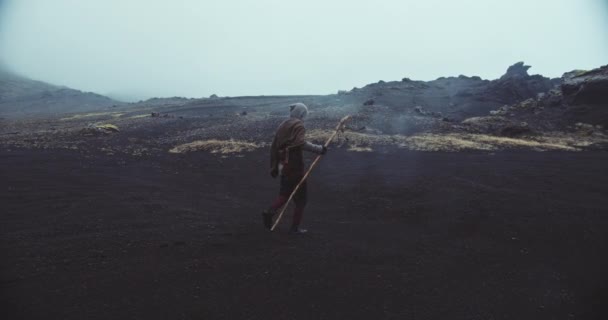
561;65;608;105
363;99;375;106
501;61;531;79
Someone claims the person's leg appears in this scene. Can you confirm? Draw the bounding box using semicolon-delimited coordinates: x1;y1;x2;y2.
270;195;288;211
291;180;307;233
292;207;304;228
263;175;291;229
272;175;293;209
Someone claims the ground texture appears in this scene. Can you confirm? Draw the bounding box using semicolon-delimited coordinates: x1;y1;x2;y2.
2;147;607;319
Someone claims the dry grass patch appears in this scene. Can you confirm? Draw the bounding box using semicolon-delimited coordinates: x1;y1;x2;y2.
403;134;495;151
169;139;262;154
467;134;578;151
348;145;374;152
307;129;604;151
307;129;395;146
536;133;601;148
128;114;150;119
61;112;123;121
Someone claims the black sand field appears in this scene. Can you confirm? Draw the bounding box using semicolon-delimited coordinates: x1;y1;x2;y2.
2;147;607;319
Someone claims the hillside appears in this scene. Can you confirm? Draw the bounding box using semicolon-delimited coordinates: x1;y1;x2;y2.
0;70;118;118
457;64;608;137
335;62;560;120
2;61;606;152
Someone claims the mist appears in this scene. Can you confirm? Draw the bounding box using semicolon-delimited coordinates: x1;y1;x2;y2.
1;0;607;101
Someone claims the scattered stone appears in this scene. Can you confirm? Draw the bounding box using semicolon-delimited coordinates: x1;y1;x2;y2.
363;99;375;106
169;139;262;154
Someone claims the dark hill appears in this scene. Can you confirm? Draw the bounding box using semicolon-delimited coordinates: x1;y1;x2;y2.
0;70;118;118
339;62;559;120
466;64;608;134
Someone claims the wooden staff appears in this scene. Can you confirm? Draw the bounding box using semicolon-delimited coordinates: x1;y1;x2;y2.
271;115;351;231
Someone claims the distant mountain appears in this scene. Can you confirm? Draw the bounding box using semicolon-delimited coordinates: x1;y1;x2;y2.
0;70;58;99
0;70;119;118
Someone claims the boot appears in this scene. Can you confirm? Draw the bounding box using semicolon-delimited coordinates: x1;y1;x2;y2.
289;225;308;235
262;209;276;229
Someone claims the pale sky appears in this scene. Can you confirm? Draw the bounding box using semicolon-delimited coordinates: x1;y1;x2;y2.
0;0;607;101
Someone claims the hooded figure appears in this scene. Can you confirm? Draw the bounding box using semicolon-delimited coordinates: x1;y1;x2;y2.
264;103;326;233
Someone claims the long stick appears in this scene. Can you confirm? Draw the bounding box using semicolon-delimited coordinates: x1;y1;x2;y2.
270;115;351;231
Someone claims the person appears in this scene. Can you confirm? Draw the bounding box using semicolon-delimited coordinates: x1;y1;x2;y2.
263;103;327;234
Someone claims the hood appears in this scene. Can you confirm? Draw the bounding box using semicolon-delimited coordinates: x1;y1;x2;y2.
290;103;308;120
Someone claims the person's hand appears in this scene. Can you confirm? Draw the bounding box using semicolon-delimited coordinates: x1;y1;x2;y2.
321;146;328;155
270;167;279;178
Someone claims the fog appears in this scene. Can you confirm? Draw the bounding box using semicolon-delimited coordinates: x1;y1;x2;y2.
1;0;607;101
